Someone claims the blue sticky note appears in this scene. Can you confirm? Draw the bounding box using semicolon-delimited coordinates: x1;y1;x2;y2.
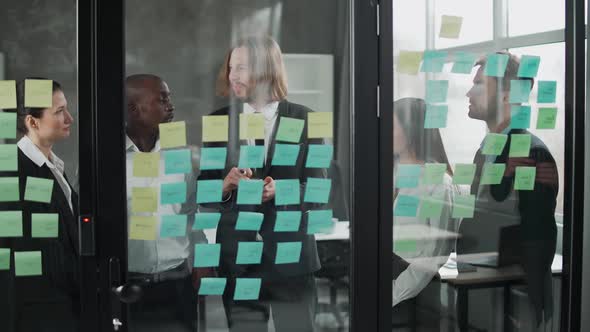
484;53;509;77
236;212;264;231
160;215;187;238
194;243;221;267
307;209;334;234
517;55;541;78
200;147;227;171
537;81;557;103
234;278;262;300
451;51;477;74
395;164;421;189
421;50;447;73
425;80;449;104
275;242;302;264
424;104;448;128
237;179;263;205
199;278;227;295
236;242;263;264
509;80;532;103
160;182;187;205
394;195;420;217
238;145;265;169
272;144;300;166
164;149;192;174
303;178;331;203
510;105;531;129
305;144;333;168
193;213;221;230
196;180;223;203
274;211;302;232
275;179;300;205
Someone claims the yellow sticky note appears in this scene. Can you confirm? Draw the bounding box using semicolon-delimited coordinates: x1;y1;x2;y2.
133;152;160;177
439;15;463;39
131;187;158;213
129;216;158;240
159;121;186;148
24;79;52;108
307;112;333;139
397;51;424;75
203;115;229;142
240;113;265;140
0;80;17;109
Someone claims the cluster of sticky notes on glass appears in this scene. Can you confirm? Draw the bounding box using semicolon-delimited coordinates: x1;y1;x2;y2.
482;133;508;156
203;115;229;142
131;187;158;213
199;277;227;295
480;163;506;185
240;113;265;139
25;79;52;108
164;149;192;174
425;80;449;104
439;15;463;39
14;251;42;277
234;278;262;300
307;209;334;234
237;179;264;205
239;145;265;169
514;166;536;191
236;212;264;231
0;248;10;270
276;117;305;143
25;177;53;203
453;164;476;185
275;241;302;264
196;180;223;203
193;212;221;230
509;80;532;104
517;55;541;78
31;213;58;238
484;53;509;77
194;243;221;267
418;194;445;219
452;195;476;218
451;51;478;74
305;144;333;168
236;241;263;264
159;121;187;149
304;178;331;203
0;112;17;139
394;195;420;217
133;152;160;177
509;134;532;157
0;144;18;171
0;177;19;202
275;179;300;205
537;81;557;104
510;105;531;129
395;164;421;188
421;51;447;73
424;104;448;129
129;216;157;240
0;211;23;237
160;215;187;238
537;107;558;129
308;112;333;139
200;147;227;170
272;144;300;166
274;211;302;232
160;182;187;205
0;80;17;109
422;163;447;185
397;51;423;75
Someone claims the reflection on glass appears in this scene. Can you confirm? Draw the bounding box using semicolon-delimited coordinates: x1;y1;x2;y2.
508;0;565;36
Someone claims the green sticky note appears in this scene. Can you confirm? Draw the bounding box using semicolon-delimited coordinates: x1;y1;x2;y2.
0;80;17;109
425;80;449;103
193;243;221;267
418;195;445;219
196;180;223;203
307;209;334;234
0;248;10;270
537;81;557;103
422;163;447;185
514;166;536;191
275;242;302;264
303;178;331;203
0;177;19;202
274;211;302;232
276;117;305;143
234;278;262;300
396;164;421;188
305;144;333;168
517;55;541;78
25;79;52;108
237;179;263;205
397;51;423;75
160;182;187;205
236;212;264;231
198;277;227;295
394;195;419;217
484;53;509;77
452;195;476;218
480;163;506;185
236;242;263;264
202;115;229;142
421;50;447;73
0;144;18;171
275;179;300;205
424;104;448;128
238;145;264;169
451;51;477;74
509;134;532;157
453;164;476;185
537;107;558;129
14;251;42;277
159;121;187;149
482;133;508;156
509;80;532;103
510;105;531;129
160;215;187;238
31;213;58;238
131;187;158;213
193;212;221;230
0;112;17;139
164;149;192;174
133;152;160;178
25;176;53;203
439;15;463;38
200;147;227;171
0;211;23;237
272;144;300;166
394;240;417;253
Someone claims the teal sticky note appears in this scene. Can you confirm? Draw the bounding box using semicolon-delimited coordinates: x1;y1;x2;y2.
305;144;333;168
196;180;223;203
275;179;300;205
422;163;447;185
510;105;531;129
238;145;265;169
237;179;263;205
517;55;541;78
193;212;221;230
453;164;476;185
274;211;302;232
484;53;509;77
424;104;448;128
276;117;305;143
421;50;447;73
514;166;536;191
236;242;263;264
394;195;420;217
480;163;506;185
425;80;449;103
199;147;227;171
0;112;17;139
482;133;508;156
394;240;417;253
160;215;187;238
272;144;300;166
395;164;421;188
304;178;331;203
509;80;532;103
236;212;264;231
0;144;18;171
0;177;19;202
451;51;477;74
0;248;9;270
0;211;23;237
307;209;334;234
418;195;445;219
160;182;187;205
14;251;42;277
31;213;58;238
509;134;532;157
25;177;53;203
199;278;227;295
275;242;302;264
164;149;192;174
537;81;557;103
193;243;221;267
234;278;262;300
452;195;476;218
537;107;558;129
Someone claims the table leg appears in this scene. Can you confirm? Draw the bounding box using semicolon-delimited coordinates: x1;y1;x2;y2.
457;288;468;332
504;286;511;332
198;296;206;331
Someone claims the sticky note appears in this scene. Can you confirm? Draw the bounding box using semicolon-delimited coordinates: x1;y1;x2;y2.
276;117;305;143
395;164;421;188
160;182;187;205
159;121;186;148
480;163;506;185
510;105;531;129
25;177;53;203
202;115;229;142
439;15;463;39
275;179;300;205
484;53;509;77
509;134;532;157
305;144;333;168
394;195;420;217
453;164;476;185
274;211;302;232
303;178;331;203
509;80;532;103
25;79;52;108
394;240;417;253
240;113;265;140
517;55;541;78
272;144;300;166
418;195;445;219
237;179;263;205
131;187;158;213
196;180;223;203
234;278;262;300
0;80;17;109
0;144;18;171
425;80;449;104
31;213;58;238
308;112;333;138
14;251;42;277
0;112;17;139
482;133;508;156
235;212;264;231
275;242;302;264
236;242;263;264
0;177;19;202
451;51;478;74
198;278;227;295
200;147;227;171
424;104;448;128
160;215;188;238
238;145;264;169
514;166;536;191
452;195;476;218
307;209;334;234
537;81;557;103
194;243;221;267
129;216;157;240
422;163;447;185
537;107;558;129
397;51;423;75
0;211;23;237
133;152;160;177
193;213;221;230
0;248;9;270
421;50;447;73
164;149;192;174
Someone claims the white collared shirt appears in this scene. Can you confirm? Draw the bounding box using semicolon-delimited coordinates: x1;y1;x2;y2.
243;101;280;160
